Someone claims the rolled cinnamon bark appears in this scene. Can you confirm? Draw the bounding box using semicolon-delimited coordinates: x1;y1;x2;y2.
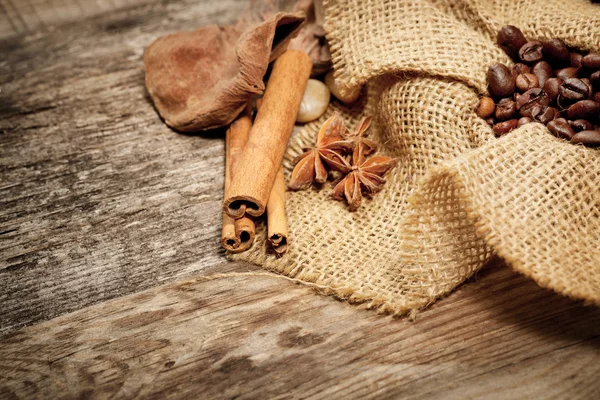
221;104;256;252
234;216;255;252
267;167;289;255
223;50;312;218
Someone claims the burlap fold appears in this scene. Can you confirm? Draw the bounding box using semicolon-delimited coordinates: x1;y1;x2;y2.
233;0;600;313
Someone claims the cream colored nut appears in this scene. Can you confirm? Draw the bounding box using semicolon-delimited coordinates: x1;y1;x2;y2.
325;70;361;104
296;79;330;123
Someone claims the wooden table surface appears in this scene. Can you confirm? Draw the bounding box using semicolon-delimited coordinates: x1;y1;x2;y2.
1;1;599;398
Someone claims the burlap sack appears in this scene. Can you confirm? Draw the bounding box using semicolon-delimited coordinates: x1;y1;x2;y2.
234;0;600;314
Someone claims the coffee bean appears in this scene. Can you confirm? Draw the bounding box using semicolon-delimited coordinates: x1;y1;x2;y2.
590;71;600;91
555;67;579;81
511;64;530;80
569;119;594;132
532;106;558;124
532;61;552;87
559;78;590;101
515;73;539;92
518;116;533;126
567;100;600;120
594;92;600;103
493;119;519;136
556;95;571;110
542;77;563;102
517;88;550;117
487;63;515;98
571;130;600;147
477;96;496;119
519;41;544;63
543;39;570;64
513;63;531;75
495;98;517;120
580;78;593;99
547;118;575;140
497;26;528;60
582;53;600;70
570;52;583;69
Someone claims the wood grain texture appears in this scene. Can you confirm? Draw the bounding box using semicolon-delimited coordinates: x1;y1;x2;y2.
1;2;600;398
0;0;152;39
0;0;251;335
0;260;599;399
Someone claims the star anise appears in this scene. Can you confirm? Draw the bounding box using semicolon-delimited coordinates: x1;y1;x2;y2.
344;116;378;164
288;113;355;190
331;154;397;211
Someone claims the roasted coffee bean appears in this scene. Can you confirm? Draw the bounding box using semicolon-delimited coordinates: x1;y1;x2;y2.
477;96;496;119
521;103;544;118
590;71;600;91
513;63;530;75
571;130;600;147
559;78;590;101
495;98;517;120
532;106;558;124
582;53;600;70
519;41;544;63
581;78;593;99
569;119;594;132
546;118;575;140
513;92;522;102
487;63;515;98
543;39;570;64
556;67;579;80
517;88;550;117
515;73;539;92
567;100;600;120
542;77;563;102
570;52;583;69
497;26;528;60
493;119;519;136
532;61;552;87
594;92;600;103
518;116;533;126
556;95;571;110
547;118;576;140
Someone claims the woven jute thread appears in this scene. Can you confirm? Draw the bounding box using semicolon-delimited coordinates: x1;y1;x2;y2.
233;0;600;314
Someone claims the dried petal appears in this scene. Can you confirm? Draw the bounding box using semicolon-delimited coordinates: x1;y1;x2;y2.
317;113;347;146
292;148;313;166
322;139;355;153
288;151;316;190
356;138;378;156
346;116;377;163
320;149;352;173
331;176;347;200
344;173;362;211
360;156;397;176
358;171;386;194
314;151;328;184
350;116;373;138
144;12;305;132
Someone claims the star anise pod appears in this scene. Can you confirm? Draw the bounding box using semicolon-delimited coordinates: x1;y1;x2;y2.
344;116;378;164
331;154;397;211
288;113;355;190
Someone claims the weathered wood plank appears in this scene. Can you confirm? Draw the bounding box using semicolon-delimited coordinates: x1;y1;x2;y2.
0;0;152;39
0;260;598;399
0;0;251;335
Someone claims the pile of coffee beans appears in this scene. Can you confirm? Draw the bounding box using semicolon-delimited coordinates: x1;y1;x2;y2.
477;26;600;148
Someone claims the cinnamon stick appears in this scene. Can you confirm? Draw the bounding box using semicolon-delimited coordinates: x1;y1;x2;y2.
233;214;255;252
223;50;312;219
267;167;289;255
221;104;256;253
